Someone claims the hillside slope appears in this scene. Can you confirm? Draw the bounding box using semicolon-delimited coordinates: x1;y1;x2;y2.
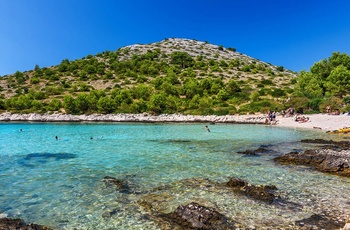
0;38;297;115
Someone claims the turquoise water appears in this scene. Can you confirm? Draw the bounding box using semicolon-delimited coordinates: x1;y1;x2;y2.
0;122;349;229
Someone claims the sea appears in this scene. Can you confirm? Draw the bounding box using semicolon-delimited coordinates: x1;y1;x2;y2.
0;122;349;229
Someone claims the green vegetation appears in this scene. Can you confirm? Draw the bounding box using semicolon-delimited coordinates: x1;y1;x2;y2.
293;52;350;113
0;39;348;115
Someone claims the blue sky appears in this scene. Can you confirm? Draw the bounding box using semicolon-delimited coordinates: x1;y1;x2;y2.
1;0;350;76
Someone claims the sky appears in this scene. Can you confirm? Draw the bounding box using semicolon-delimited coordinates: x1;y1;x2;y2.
1;0;350;76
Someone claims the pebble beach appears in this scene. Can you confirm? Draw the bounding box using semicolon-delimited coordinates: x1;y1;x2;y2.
0;112;349;133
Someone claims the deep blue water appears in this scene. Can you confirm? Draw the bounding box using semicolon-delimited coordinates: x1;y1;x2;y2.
0;122;349;229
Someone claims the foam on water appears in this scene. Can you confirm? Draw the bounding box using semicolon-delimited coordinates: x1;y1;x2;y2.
0;122;349;229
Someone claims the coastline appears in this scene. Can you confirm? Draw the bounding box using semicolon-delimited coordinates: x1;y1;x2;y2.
0;112;349;132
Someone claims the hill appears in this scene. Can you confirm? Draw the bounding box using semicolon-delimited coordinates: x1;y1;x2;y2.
0;38;297;115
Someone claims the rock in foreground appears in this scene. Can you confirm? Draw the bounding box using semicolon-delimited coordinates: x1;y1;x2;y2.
0;217;52;230
160;202;235;230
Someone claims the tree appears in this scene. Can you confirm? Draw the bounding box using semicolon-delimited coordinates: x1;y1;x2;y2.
170;52;194;69
30;77;40;84
183;78;202;98
63;95;77;114
226;79;241;96
114;89;133;107
250;91;260;102
0;99;4;110
200;78;212;91
325;65;350;97
198;96;213;113
276;66;284;72
149;93;167;114
293;71;323;98
160;81;178;96
14;71;25;84
132;84;153;100
75;94;90;113
97;96;116;114
217;89;229;101
130;99;148;113
47;99;62;111
58;59;70;72
34;64;40;71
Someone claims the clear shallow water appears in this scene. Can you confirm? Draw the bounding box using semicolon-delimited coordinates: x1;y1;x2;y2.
0;122;349;229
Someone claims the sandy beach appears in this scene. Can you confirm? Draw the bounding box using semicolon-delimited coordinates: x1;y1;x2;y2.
276;113;350;132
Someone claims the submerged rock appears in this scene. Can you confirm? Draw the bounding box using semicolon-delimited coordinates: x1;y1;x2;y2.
138;193;176;213
0;217;52;230
225;178;278;203
102;176;132;194
236;146;276;156
295;213;344;229
274;149;350;177
160;202;235;230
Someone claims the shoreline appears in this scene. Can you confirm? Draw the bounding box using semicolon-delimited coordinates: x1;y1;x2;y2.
0;112;349;132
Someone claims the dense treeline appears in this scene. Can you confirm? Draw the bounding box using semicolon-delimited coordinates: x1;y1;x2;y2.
292;52;350;113
0;40;349;115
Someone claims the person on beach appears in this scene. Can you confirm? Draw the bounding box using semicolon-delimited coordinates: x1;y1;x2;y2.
281;110;285;117
205;125;210;132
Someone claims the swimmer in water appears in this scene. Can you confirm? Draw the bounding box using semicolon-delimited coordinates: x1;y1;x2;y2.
205;125;210;132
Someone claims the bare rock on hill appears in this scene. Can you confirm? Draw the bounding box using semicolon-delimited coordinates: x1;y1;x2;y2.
0;217;52;230
274;149;350;177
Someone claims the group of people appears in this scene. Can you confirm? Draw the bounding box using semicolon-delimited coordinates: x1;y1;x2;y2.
293;114;310;123
265;108;311;124
326;105;341;115
281;108;294;118
265;111;278;125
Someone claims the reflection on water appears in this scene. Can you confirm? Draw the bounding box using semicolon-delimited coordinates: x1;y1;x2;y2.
0;122;349;229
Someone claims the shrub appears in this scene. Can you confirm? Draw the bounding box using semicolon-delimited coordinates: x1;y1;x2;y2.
277;66;284;71
308;98;323;112
271;88;286;97
343;96;350;105
30;77;40;84
260;79;274;85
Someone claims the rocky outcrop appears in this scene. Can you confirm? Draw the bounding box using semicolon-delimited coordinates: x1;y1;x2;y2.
301;139;350;150
274;149;350;177
225;178;278;203
0;217;52;230
160;202;235;230
0;112;267;124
